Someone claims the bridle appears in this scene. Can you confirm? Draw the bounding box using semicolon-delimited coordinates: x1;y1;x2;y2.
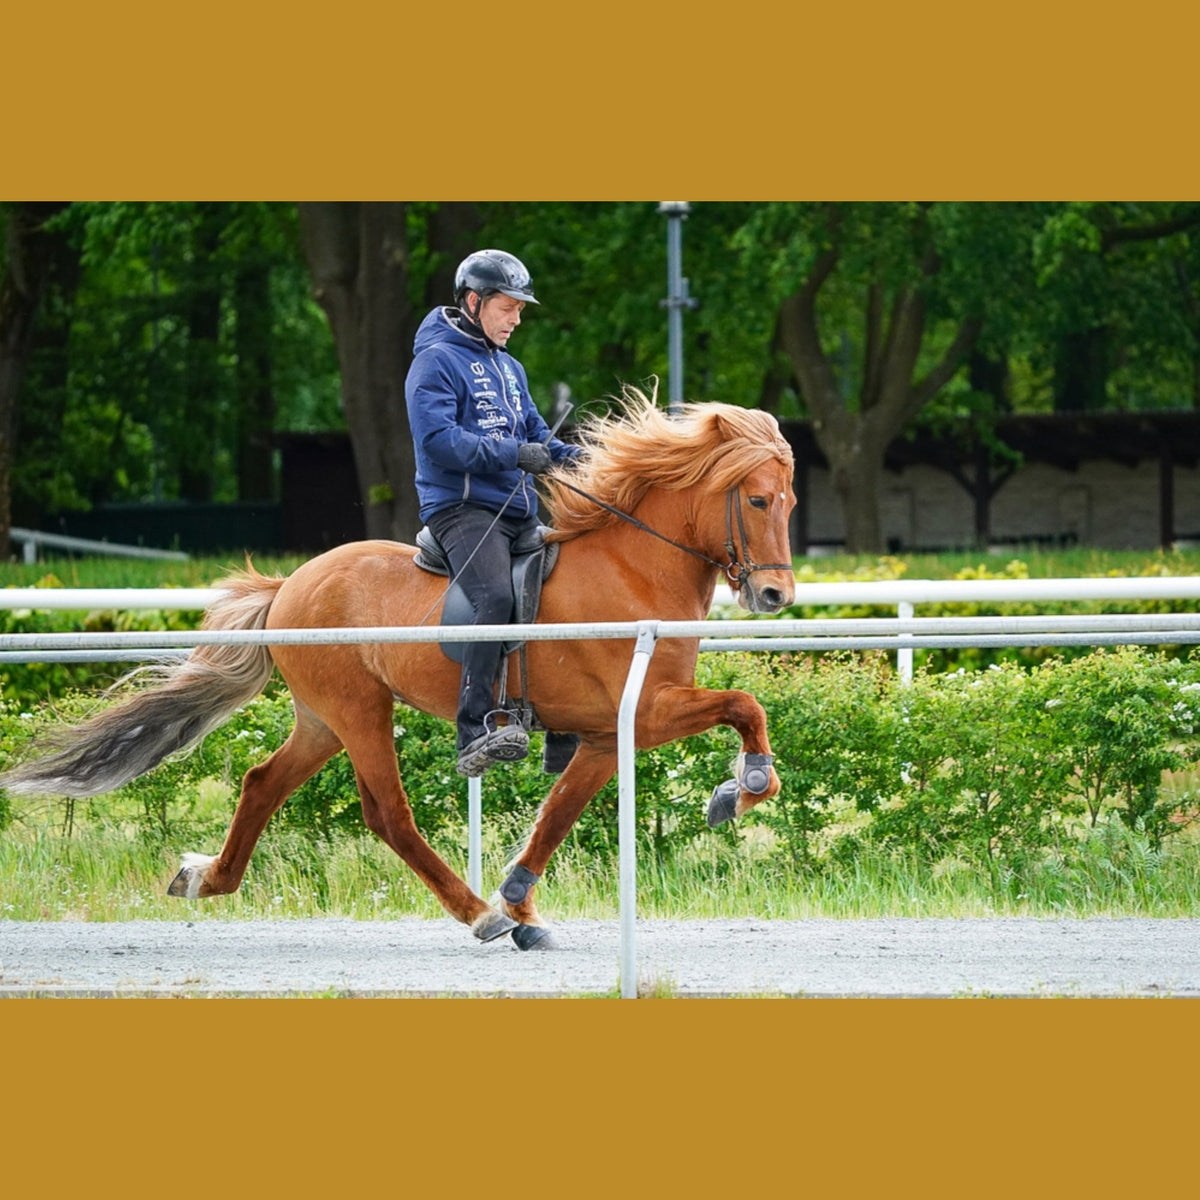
553;475;792;592
721;484;794;589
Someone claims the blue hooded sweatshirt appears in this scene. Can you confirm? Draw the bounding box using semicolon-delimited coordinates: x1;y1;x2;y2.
405;307;580;522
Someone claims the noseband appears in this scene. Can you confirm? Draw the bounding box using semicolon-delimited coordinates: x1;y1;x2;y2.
554;477;791;591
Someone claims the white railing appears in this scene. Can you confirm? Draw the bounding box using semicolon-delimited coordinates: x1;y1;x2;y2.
4;577;1200;997
9;528;190;564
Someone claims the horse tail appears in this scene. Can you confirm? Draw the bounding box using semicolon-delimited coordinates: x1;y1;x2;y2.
0;566;283;799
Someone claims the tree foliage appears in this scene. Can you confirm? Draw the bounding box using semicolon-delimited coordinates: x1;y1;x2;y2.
3;201;1199;554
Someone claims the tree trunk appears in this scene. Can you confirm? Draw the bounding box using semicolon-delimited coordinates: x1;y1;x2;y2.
297;202;480;542
0;202;72;558
1054;326;1109;412
180;204;224;502
774;228;981;554
297;202;414;539
234;254;276;500
827;430;887;551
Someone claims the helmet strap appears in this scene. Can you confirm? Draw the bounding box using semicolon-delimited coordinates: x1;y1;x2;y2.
456;292;499;349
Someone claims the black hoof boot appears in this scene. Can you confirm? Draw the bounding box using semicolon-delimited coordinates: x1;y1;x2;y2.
740;753;774;795
499;864;541;906
512;924;556;951
707;778;740;827
543;731;580;774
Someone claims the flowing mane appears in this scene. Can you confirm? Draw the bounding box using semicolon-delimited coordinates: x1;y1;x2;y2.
543;385;794;539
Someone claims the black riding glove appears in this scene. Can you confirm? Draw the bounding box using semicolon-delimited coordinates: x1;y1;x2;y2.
516;442;554;475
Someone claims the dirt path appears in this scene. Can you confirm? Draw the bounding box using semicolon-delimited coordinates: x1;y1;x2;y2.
3;915;1199;997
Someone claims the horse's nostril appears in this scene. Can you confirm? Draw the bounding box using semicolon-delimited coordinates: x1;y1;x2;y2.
760;587;784;611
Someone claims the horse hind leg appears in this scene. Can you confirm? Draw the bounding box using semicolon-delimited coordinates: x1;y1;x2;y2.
494;743;618;951
168;705;342;899
339;710;517;943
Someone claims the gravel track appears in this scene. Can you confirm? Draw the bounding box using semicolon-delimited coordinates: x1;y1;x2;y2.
3;915;1200;997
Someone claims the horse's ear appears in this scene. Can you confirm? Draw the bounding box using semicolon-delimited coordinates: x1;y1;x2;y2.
711;404;748;445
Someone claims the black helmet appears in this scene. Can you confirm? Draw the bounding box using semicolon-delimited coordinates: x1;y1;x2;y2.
453;249;539;307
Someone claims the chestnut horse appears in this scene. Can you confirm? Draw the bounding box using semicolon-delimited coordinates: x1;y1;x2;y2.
1;390;795;950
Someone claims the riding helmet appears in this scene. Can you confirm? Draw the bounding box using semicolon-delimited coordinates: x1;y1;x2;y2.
453;249;539;307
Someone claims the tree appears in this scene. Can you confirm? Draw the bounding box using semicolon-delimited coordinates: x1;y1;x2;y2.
297;202;481;540
0;201;74;556
4;202;339;533
1030;202;1200;413
727;203;1041;553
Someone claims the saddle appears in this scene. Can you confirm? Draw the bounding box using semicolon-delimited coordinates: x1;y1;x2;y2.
413;523;560;665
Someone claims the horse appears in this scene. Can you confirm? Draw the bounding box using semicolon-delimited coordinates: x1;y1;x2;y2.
0;388;796;950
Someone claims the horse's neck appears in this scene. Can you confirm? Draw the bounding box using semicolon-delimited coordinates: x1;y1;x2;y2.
551;490;719;621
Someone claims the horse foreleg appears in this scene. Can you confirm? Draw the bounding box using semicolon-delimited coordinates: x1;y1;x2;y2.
496;743;617;948
638;684;781;824
168;708;342;899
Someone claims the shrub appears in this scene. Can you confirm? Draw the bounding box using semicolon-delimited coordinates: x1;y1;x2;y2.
1037;647;1200;848
872;661;1074;869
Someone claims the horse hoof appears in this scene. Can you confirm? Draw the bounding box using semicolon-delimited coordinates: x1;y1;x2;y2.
167;853;216;898
707;779;740;827
511;924;556;951
473;910;520;943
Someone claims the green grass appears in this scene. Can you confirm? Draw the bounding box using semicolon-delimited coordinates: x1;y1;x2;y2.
5;806;1200;923
0;553;309;591
823;546;1200;579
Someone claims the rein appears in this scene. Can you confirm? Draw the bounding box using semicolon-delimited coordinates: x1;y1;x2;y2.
552;475;791;591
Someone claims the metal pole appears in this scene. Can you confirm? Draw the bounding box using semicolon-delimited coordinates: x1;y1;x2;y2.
897;600;914;684
658;202;694;415
467;776;482;896
617;621;659;999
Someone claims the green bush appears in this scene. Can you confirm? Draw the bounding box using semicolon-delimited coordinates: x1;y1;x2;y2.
7;646;1200;881
873;661;1073;868
1038;648;1200;847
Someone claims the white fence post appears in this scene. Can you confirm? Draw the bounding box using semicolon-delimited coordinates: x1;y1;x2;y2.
467;777;483;897
897;600;915;684
617;621;659;999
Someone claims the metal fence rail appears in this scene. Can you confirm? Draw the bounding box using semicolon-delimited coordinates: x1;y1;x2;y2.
9;528;190;564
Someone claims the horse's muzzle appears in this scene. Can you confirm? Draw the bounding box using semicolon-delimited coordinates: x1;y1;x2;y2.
739;577;794;614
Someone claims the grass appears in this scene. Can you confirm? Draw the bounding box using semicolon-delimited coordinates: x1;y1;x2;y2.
4;803;1200;923
0;553;309;591
817;546;1200;579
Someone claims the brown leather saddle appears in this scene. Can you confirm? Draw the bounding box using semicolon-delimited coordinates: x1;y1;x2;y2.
412;524;560;664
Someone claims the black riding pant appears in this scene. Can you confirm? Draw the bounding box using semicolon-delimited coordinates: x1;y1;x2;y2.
427;503;540;749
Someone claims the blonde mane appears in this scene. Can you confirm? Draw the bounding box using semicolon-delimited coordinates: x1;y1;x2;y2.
542;385;794;539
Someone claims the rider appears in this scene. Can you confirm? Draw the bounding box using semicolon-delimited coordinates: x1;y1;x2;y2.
405;248;581;778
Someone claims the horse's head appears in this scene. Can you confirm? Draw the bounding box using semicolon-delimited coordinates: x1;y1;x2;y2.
716;455;796;614
680;402;796;613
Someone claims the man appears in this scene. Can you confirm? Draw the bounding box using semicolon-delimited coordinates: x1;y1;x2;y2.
405;248;581;777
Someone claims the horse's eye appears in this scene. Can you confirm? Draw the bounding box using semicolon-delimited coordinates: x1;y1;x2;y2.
748;495;768;510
